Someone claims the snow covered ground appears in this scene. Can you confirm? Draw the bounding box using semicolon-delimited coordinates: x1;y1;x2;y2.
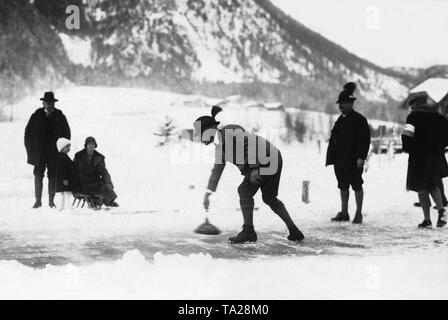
0;86;447;299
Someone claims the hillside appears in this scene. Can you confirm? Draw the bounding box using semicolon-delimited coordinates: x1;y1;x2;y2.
0;0;431;121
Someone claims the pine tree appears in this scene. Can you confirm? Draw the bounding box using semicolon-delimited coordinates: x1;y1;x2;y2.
154;116;177;146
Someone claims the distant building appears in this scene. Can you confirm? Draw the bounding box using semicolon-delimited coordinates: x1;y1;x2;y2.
403;78;448;116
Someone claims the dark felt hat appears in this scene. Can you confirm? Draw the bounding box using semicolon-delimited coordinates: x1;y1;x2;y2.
408;91;429;107
193;106;223;138
336;82;357;104
84;136;98;148
40;91;58;102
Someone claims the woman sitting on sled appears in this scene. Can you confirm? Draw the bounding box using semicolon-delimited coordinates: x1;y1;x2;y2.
74;136;119;208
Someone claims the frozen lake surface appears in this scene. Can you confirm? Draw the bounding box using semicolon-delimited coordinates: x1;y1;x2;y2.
0;86;447;299
0;208;447;269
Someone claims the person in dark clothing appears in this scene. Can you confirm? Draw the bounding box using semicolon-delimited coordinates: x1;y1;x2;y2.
55;138;77;211
74;137;118;207
24;92;71;209
439;179;448;207
326;83;371;224
414;179;448;208
194;106;304;244
402;92;448;228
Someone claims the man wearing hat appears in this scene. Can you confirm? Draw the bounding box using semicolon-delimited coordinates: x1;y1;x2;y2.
25;91;71;209
402;91;448;228
326;82;371;224
194;106;304;244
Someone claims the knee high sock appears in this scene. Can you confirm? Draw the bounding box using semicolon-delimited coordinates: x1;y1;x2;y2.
269;200;296;230
239;198;254;227
438;180;447;206
430;186;443;211
48;178;56;203
34;176;43;203
355;189;364;215
340;189;349;214
418;192;431;221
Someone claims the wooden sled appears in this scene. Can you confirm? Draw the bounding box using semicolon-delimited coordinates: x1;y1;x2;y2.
72;193;104;210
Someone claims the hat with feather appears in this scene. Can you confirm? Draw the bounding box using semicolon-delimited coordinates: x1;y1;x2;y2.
336;82;357;104
193;106;223;138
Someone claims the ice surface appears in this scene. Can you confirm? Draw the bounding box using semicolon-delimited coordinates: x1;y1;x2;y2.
0;86;447;299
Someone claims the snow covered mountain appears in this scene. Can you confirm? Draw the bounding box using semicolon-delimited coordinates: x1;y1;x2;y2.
0;0;71;104
388;65;448;87
71;0;409;102
1;0;425;119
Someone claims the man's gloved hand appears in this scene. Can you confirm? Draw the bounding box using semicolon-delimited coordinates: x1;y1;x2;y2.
250;168;263;185
357;159;365;169
203;192;212;210
63;180;69;186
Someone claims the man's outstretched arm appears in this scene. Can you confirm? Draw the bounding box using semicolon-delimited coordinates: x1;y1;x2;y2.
204;163;226;210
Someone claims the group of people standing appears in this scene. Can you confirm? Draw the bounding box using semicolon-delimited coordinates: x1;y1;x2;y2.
23;83;447;243
24;91;118;211
194;82;447;244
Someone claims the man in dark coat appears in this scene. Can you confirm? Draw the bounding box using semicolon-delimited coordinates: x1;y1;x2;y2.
24;92;71;209
195;106;304;244
326;83;371;224
402;92;448;228
74;137;118;207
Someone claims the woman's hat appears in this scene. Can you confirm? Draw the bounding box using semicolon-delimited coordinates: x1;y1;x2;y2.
40;91;58;102
56;138;71;152
84;136;98;148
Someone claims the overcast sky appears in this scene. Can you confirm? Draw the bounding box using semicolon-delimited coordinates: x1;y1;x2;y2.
271;0;448;68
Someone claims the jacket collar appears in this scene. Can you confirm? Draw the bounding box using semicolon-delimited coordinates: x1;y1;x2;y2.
410;104;437;113
79;148;104;159
37;107;61;116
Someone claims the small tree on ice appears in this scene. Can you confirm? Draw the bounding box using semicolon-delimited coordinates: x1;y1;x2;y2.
154;116;177;146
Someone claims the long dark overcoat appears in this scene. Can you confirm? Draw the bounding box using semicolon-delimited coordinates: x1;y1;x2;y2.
326;110;371;168
55;153;77;193
402;110;448;192
74;149;117;204
74;149;113;193
24;108;71;166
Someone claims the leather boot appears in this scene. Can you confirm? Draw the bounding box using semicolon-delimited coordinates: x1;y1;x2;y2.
287;226;305;242
331;212;350;222
33;176;43;209
437;209;447;228
269;200;304;241
229;225;257;244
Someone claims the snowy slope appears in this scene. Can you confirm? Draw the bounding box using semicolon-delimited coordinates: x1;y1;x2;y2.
410;78;448;103
69;0;408;102
59;34;93;68
1;0;411;123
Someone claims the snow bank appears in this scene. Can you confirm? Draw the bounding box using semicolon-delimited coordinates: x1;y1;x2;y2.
1;249;447;300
